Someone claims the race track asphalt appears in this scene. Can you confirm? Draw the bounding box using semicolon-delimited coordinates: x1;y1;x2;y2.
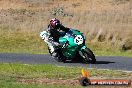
0;53;132;71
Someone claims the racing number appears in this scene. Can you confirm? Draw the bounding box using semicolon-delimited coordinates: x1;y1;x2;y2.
74;35;83;45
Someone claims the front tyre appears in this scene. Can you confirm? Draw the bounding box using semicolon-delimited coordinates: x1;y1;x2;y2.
82;48;96;64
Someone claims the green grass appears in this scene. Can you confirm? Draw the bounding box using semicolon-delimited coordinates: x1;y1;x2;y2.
0;81;81;88
0;32;48;54
0;63;131;88
0;63;131;79
95;50;132;57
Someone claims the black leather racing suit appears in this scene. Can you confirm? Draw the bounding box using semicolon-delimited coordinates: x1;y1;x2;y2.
46;24;69;46
46;24;69;57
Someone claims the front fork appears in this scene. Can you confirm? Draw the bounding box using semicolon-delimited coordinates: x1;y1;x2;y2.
79;46;87;58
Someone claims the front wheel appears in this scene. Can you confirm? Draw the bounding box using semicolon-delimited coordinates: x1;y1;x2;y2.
82;48;96;64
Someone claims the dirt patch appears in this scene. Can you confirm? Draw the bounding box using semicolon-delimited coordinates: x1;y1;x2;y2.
17;77;132;87
17;78;80;86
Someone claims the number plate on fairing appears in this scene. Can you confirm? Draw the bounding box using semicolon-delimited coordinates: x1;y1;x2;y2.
74;35;84;45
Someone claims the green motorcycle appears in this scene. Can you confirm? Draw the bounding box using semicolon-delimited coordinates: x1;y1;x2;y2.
40;29;96;63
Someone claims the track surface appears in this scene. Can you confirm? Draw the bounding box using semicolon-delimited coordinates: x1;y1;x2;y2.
0;53;132;71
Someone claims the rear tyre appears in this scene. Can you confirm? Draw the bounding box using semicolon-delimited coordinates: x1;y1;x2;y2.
82;48;96;64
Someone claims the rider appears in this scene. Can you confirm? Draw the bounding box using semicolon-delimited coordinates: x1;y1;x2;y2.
45;18;70;58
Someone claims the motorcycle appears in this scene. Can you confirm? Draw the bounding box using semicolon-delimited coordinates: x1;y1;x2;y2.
40;29;96;63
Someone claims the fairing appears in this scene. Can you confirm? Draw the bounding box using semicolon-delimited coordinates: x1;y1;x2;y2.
59;29;86;58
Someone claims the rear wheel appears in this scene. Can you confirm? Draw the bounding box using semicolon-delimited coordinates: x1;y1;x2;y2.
82;48;96;64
